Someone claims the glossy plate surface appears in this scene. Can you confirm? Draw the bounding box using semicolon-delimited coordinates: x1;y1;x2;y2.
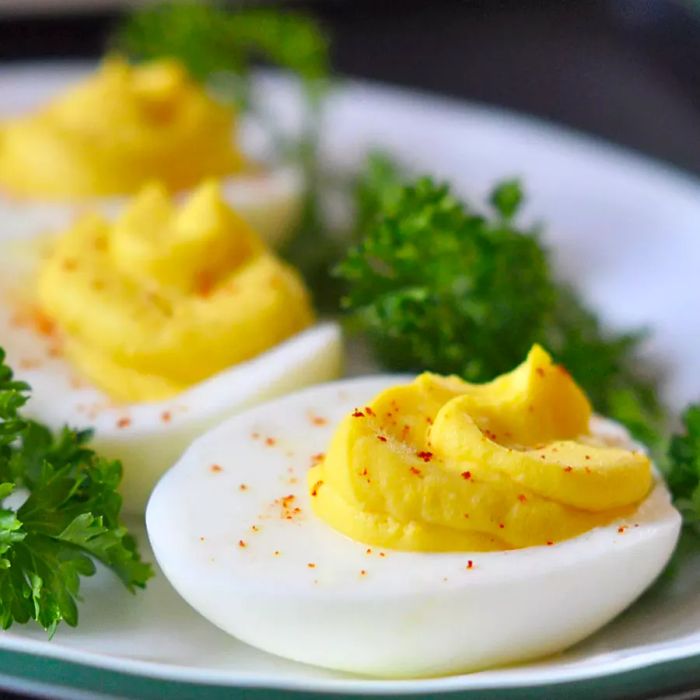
0;63;699;699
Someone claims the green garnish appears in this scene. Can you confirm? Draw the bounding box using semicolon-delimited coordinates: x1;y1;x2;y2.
351;151;406;241
113;1;329;108
338;177;554;377
0;349;152;636
665;405;700;530
337;171;664;447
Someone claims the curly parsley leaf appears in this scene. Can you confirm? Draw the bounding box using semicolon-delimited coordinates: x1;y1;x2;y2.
0;348;152;636
338;176;556;380
352;151;406;241
113;1;329;107
665;405;700;530
337;172;665;447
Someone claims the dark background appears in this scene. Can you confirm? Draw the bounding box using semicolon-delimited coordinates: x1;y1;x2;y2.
1;1;700;699
1;0;700;176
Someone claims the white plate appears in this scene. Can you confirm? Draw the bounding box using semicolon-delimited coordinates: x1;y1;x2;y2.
1;63;700;699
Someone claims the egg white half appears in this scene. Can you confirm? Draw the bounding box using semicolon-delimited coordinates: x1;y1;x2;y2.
147;376;681;678
0;165;302;248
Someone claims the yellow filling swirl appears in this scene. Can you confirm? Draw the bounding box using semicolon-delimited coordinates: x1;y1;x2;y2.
37;181;314;402
0;58;244;198
309;346;652;551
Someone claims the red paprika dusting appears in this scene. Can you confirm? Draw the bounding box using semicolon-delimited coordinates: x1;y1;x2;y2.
563;466;573;473
239;483;248;491
307;562;316;569
265;437;276;447
366;548;372;555
310;452;325;466
517;494;527;503
364;406;375;416
379;552;386;558
417;450;433;462
11;306;56;338
546;540;554;546
310;480;324;497
352;410;365;418
466;560;474;570
19;358;40;370
617;526;626;534
409;466;422;476
116;417;131;429
210;464;223;473
238;540;247;548
194;270;215;297
360;569;367;577
309;414;327;427
498;523;505;529
461;471;472;480
536;367;545;378
377;435;387;442
161;410;172;423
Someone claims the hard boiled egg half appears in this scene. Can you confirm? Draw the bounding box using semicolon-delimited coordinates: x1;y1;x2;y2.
0;181;342;514
147;360;680;677
0;58;301;248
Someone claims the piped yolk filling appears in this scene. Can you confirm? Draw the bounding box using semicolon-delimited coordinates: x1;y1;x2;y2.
309;345;652;552
36;181;314;402
0;57;245;198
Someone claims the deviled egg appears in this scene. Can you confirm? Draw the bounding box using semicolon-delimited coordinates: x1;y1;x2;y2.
0;58;301;246
0;181;342;512
147;346;680;677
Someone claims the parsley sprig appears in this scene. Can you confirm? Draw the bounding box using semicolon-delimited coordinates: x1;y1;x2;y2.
0;349;152;636
337;170;665;448
113;1;329;108
665;406;700;531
